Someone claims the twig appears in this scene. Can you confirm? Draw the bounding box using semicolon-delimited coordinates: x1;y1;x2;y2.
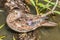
51;0;58;13
41;0;58;17
35;0;40;15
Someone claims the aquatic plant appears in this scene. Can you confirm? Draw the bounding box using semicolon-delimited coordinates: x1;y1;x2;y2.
30;0;60;15
0;36;6;40
0;24;5;29
0;24;5;40
13;36;16;40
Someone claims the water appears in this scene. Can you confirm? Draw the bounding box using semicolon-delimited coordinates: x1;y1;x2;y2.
0;8;13;40
0;1;60;40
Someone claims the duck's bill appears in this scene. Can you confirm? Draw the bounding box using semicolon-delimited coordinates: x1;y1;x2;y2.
41;21;57;27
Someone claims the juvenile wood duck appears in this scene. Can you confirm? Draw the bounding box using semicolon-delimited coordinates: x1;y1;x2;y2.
6;9;57;32
6;0;57;32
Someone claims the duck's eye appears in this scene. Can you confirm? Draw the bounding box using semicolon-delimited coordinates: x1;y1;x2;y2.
13;7;19;10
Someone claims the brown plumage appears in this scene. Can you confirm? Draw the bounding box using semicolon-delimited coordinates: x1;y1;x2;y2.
6;0;57;32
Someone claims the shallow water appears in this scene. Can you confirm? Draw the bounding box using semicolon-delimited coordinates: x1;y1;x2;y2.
0;1;60;40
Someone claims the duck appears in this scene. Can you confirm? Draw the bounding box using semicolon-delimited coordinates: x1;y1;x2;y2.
5;0;57;32
6;8;57;32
